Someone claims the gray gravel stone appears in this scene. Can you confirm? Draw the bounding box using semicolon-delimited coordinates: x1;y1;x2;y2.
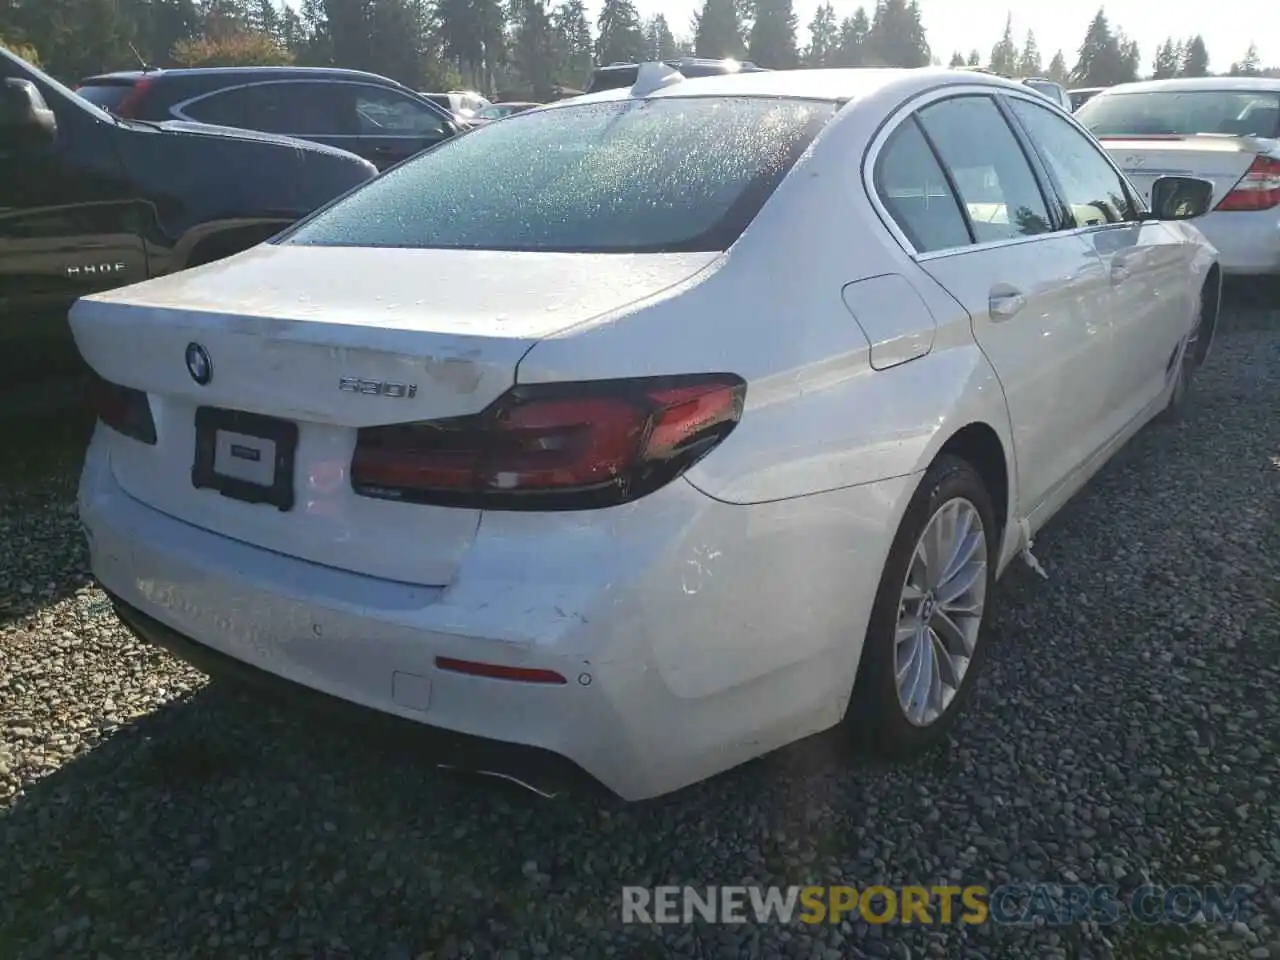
1;294;1278;959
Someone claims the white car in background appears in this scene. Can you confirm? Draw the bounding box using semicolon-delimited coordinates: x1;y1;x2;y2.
73;65;1220;801
1076;77;1280;276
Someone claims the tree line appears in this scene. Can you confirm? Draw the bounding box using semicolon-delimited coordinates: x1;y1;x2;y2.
0;0;1274;102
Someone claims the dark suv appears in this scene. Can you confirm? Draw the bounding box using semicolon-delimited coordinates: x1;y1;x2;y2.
0;48;375;395
77;66;460;170
585;58;770;94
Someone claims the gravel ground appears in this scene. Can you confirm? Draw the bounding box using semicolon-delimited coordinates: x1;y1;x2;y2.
1;293;1277;960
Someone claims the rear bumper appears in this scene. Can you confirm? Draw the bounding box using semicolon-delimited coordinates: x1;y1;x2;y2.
1193;210;1280;276
79;427;913;800
108;595;600;798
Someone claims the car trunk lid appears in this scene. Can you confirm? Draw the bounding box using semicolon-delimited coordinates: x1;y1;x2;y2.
70;243;719;585
1097;133;1279;207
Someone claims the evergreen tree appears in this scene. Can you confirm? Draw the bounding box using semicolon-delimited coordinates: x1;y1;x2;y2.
747;0;797;68
988;14;1016;75
805;2;838;67
693;0;743;59
1118;34;1139;81
512;0;554;98
1046;49;1067;83
1181;35;1209;76
643;13;677;60
966;48;980;66
596;0;644;65
551;0;593;85
1018;30;1041;76
865;0;928;68
832;7;868;67
1071;8;1133;86
1152;37;1179;79
947;50;965;67
1229;42;1261;76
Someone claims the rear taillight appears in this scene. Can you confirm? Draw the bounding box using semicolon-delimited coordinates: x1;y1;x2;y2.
351;374;746;510
1215;155;1280;212
90;376;156;445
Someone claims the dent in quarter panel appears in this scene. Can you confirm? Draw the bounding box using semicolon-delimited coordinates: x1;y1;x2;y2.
840;274;936;369
685;332;998;505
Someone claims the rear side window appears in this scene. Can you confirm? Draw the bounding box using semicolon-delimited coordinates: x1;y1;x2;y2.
76;83;137;113
284;96;835;254
182;86;252;127
1078;90;1280;138
874;120;971;253
917;95;1053;243
249;82;357;136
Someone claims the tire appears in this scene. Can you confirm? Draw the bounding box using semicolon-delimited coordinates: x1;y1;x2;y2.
847;454;999;758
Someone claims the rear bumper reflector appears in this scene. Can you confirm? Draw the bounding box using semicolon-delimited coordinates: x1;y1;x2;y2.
434;656;568;685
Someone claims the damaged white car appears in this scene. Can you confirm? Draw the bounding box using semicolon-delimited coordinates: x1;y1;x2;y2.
74;65;1220;801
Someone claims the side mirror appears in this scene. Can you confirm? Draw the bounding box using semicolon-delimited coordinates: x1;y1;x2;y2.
1148;175;1214;220
0;77;57;150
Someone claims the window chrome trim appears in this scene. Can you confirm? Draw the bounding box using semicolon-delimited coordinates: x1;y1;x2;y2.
170;79;452;138
862;83;1150;262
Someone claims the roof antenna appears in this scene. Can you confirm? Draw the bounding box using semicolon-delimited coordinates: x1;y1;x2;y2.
128;41;154;73
631;61;684;97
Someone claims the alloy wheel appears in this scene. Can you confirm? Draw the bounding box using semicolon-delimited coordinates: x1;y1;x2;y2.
894;497;989;727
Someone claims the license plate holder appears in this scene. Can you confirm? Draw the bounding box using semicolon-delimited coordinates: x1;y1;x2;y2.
192;406;298;512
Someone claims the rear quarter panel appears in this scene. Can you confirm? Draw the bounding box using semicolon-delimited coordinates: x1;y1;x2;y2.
514;95;1014;510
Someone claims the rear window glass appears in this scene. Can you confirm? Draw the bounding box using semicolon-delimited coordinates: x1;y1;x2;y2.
1077;90;1280;138
75;83;136;113
283;96;835;254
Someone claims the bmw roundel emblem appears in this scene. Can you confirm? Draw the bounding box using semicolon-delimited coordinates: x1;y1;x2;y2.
185;342;212;386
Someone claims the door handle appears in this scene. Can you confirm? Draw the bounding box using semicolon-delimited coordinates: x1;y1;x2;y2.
989;288;1027;321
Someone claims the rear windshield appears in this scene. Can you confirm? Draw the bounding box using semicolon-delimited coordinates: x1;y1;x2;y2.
1077;90;1280;137
283;96;835;254
75;83;137;113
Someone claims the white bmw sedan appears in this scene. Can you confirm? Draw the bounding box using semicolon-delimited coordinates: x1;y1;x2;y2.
72;66;1220;801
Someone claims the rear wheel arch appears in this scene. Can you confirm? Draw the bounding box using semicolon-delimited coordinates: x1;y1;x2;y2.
934;421;1011;543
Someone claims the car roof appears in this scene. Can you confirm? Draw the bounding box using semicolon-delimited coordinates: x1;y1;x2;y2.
551;66;1034;107
81;66;403;85
1095;76;1280;95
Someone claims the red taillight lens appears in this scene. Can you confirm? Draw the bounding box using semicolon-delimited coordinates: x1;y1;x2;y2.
90;375;157;444
1215;155;1280;212
351;374;746;510
435;657;567;684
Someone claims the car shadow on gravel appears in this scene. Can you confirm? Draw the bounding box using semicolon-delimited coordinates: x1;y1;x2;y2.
1;296;1277;960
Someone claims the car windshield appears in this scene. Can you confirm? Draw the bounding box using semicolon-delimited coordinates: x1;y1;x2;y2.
1077;89;1280;137
283;96;835;254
